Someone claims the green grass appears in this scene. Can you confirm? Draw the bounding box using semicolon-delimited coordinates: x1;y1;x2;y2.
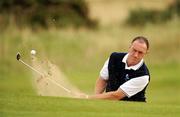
1;18;180;116
1;93;180;117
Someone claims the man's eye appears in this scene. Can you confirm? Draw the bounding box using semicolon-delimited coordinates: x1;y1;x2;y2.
133;49;137;52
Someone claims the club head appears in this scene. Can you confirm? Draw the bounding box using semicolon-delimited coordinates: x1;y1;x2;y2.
16;52;21;61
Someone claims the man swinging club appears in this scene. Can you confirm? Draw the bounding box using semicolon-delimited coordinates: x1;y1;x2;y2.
83;36;150;102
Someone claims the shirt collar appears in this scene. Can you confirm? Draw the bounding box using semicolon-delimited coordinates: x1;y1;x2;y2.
122;53;143;70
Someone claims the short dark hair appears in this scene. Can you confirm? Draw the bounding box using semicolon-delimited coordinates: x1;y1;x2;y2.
131;36;149;50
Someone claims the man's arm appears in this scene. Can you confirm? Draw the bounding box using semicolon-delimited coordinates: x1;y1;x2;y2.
93;77;126;100
85;75;149;100
95;77;107;94
90;89;126;100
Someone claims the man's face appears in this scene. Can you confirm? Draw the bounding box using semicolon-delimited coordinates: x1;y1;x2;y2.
127;40;148;66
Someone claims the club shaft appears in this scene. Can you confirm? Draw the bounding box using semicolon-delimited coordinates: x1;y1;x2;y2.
46;77;71;93
19;59;44;76
19;59;71;93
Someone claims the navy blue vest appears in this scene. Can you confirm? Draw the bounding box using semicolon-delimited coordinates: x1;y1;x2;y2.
106;52;150;102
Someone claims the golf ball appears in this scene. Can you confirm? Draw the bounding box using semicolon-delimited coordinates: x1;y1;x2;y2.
31;50;36;55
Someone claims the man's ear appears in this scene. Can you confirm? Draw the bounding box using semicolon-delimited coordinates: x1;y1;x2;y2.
129;44;132;48
128;46;131;52
128;44;132;50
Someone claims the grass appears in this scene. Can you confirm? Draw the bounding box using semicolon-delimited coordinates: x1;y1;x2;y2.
1;93;180;117
1;16;180;117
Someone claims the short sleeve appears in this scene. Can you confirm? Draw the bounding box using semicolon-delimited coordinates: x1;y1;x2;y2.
119;75;149;97
99;58;109;80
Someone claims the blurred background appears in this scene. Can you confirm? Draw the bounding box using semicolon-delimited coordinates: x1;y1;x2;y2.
0;0;180;106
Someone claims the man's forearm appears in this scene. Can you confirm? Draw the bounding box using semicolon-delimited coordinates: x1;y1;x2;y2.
95;78;107;94
89;90;126;100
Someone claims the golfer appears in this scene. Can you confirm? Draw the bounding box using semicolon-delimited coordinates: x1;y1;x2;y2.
88;36;150;102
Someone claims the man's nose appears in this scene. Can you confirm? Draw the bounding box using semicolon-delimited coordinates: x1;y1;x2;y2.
134;52;138;58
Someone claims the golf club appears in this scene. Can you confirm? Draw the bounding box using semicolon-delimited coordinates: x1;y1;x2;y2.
16;52;72;93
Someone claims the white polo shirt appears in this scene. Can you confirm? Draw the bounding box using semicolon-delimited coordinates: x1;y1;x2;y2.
100;54;149;97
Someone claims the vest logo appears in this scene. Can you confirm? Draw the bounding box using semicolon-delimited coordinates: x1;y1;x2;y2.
125;74;129;81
